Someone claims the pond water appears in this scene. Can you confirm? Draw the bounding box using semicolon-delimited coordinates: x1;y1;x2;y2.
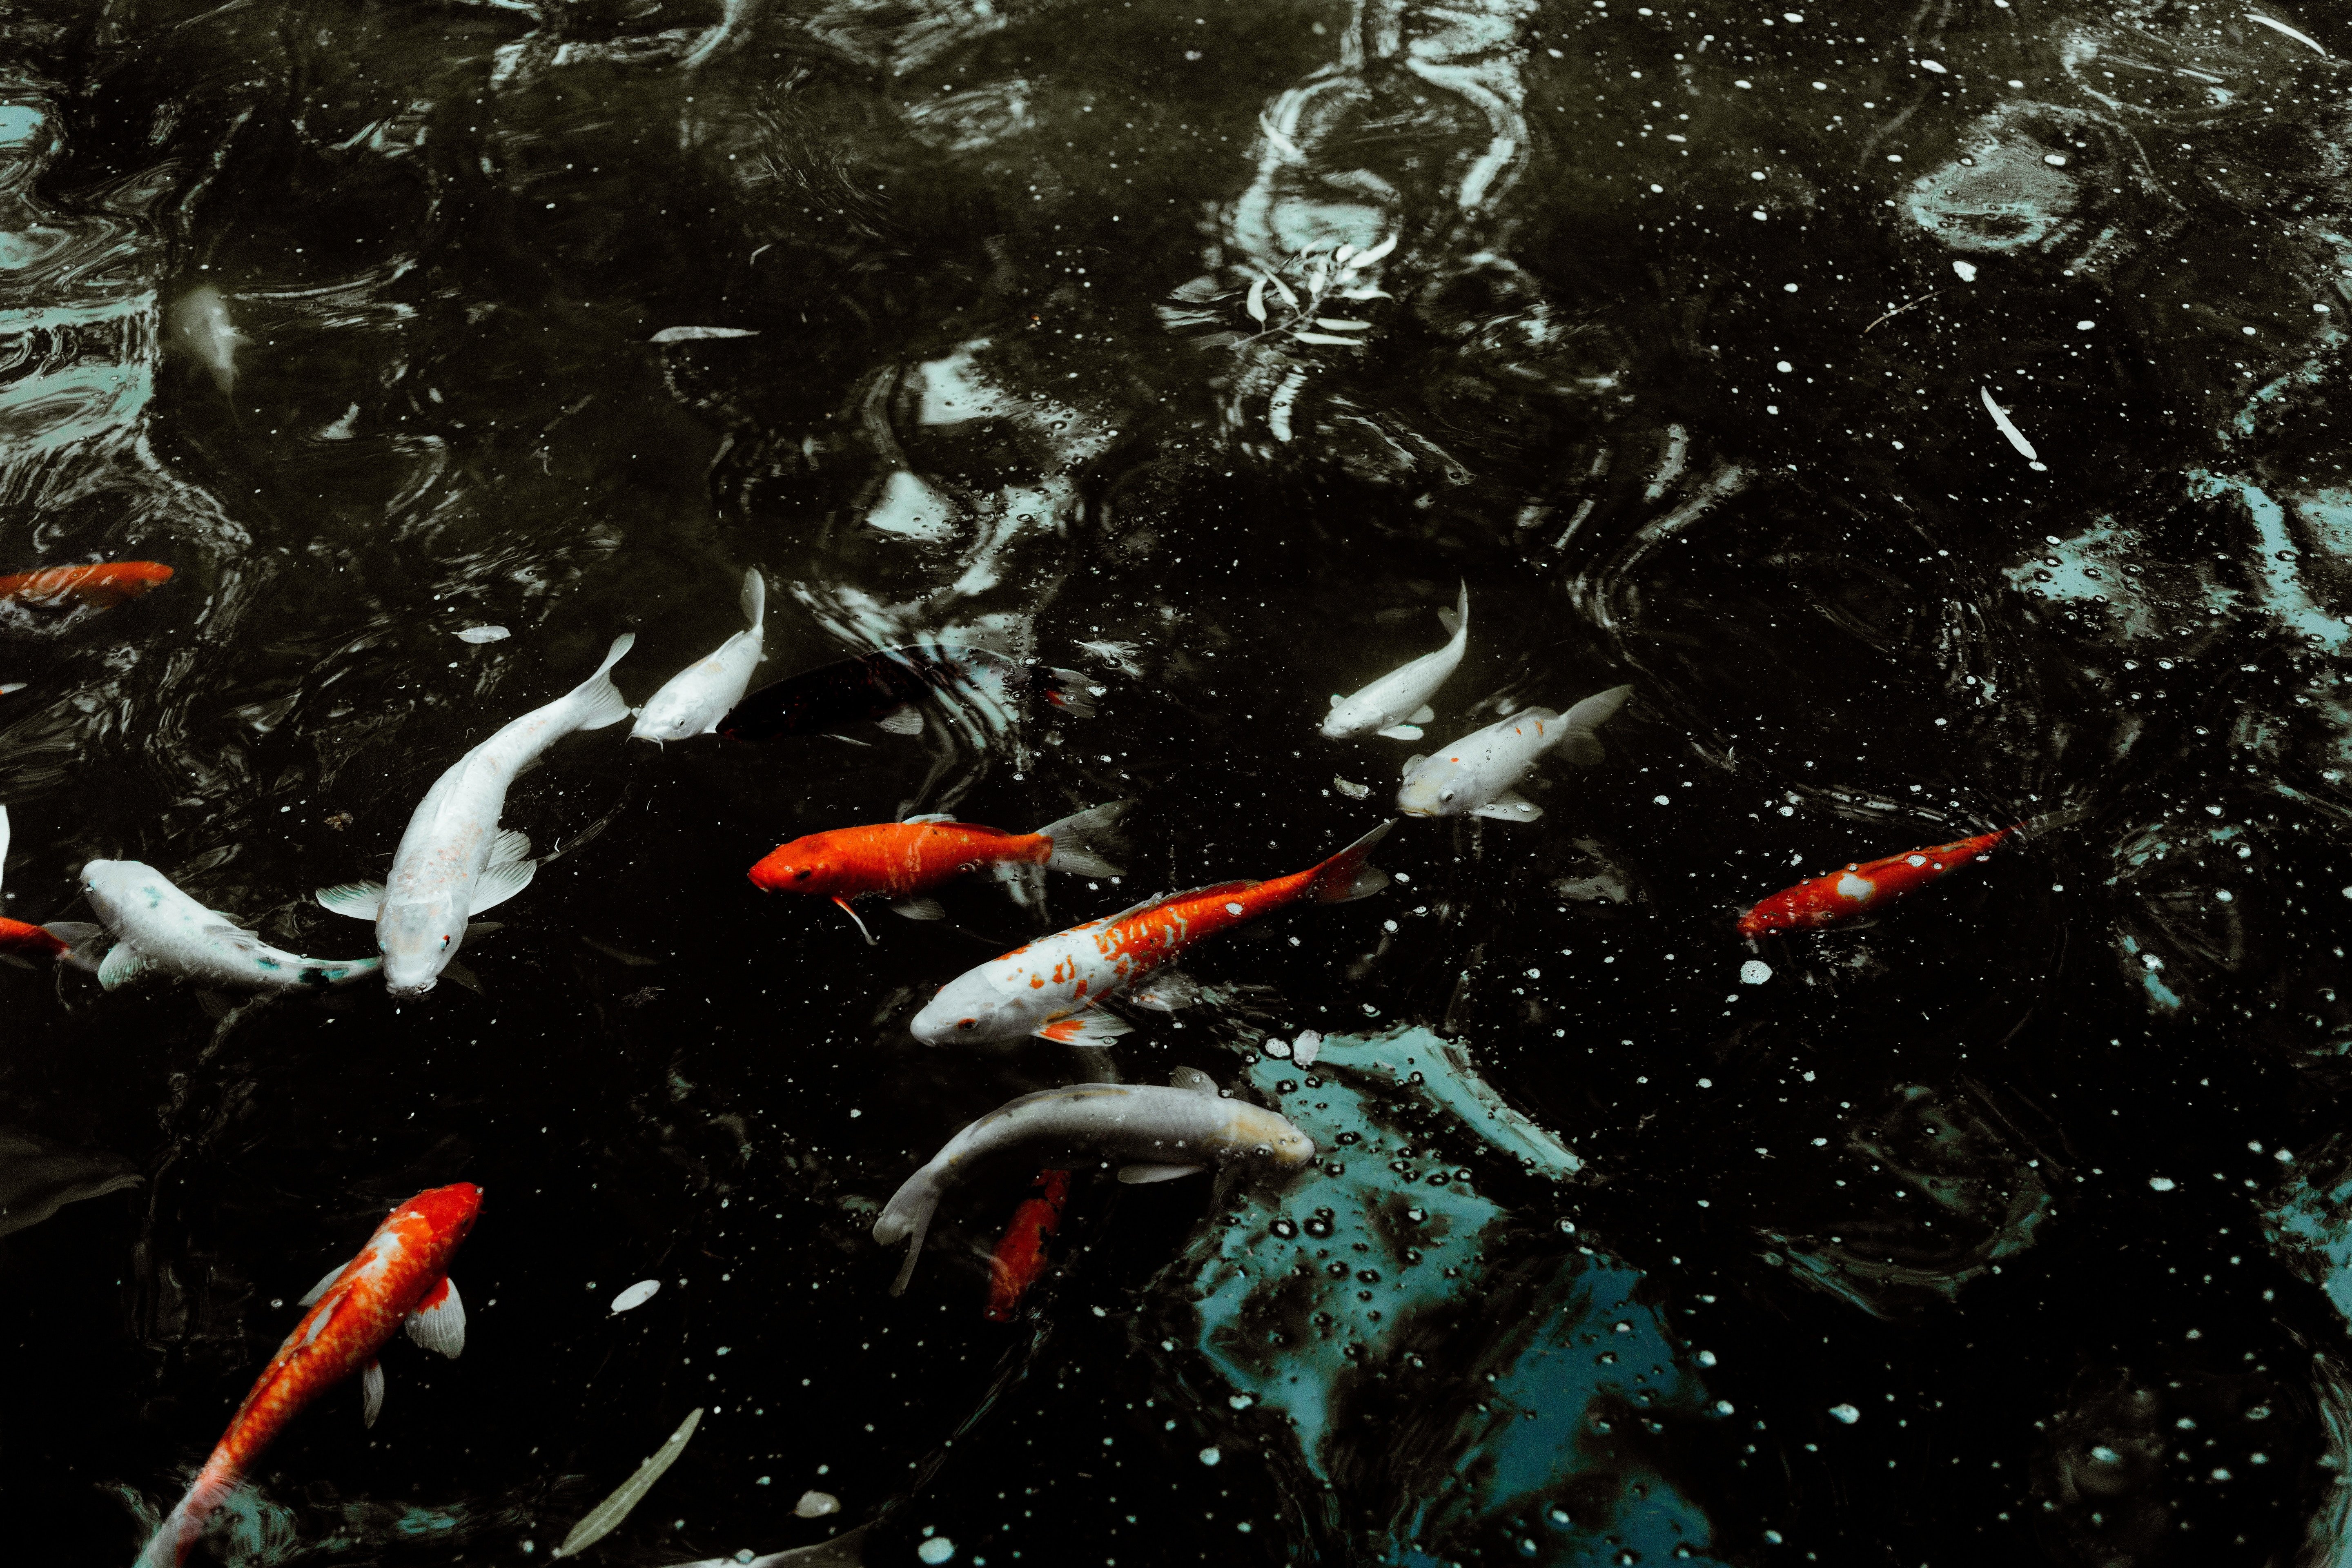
5;0;2352;1564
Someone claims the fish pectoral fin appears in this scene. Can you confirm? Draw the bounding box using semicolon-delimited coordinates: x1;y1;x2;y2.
1471;791;1544;823
902;812;955;824
890;898;947;921
1034;1011;1132;1047
315;880;387;920
823;732;875;747
832;898;878;945
440;958;483;994
361;1360;384;1428
467;856;537;915
486;829;533;868
404;1276;467;1359
1376;723;1425;740
196;989;235;1022
464;920;505;941
1169;1065;1220;1095
297;1263;345;1307
95;942;154;992
1118;1163;1207;1185
1408;704;1435;724
874;704;925;736
1130;971;1205;1012
1404;753;1430;770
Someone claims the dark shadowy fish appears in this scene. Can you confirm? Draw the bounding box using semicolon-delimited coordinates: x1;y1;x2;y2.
716;641;1097;744
0;1125;140;1241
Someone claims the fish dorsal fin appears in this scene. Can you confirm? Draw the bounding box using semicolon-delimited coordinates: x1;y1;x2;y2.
361;1360;383;1428
902;813;956;825
1160;879;1258;907
891;898;946;921
95;942;154;992
1169;1066;1219;1095
298;1262;345;1307
404;1276;466;1359
1118;1163;1206;1184
316;881;387;920
468;855;536;915
875;705;924;736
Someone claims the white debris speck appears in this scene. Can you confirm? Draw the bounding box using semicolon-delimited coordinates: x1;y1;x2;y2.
1199;1446;1223;1466
1740;960;1773;985
1829;1403;1861;1424
1653;794;1671;805
610;1279;661;1313
795;1491;840;1519
1292;1031;1322;1067
1225;902;1245;915
1978;385;2039;461
1334;776;1370;800
917;1537;956;1564
1776;360;1793;372
1921;59;1947;73
2043;152;2067;166
455;625;510;644
2075;319;2095;331
2149;1176;2178;1192
1264;1037;1293;1059
650;326;760;342
1953;260;1978;281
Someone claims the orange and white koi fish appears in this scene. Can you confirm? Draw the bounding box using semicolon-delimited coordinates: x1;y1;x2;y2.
748;801;1128;942
0;805;99;970
984;1168;1071;1322
1737;826;2016;938
137;1183;480;1568
910;821;1394;1047
0;560;174;609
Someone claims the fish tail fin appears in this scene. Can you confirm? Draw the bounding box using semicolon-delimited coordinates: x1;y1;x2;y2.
1035;798;1131;878
1307;819;1396;904
874;1183;942;1296
739;568;766;634
141;1452;243;1568
1437;579;1468;639
43;922;104;970
1036;665;1099;719
566;632;638;732
2009;801;2095;842
1550;683;1633;766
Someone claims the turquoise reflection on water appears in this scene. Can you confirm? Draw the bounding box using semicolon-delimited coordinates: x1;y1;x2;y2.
1152;1027;1725;1566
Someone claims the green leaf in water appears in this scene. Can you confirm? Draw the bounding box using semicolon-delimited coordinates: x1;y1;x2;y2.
552;1406;703;1558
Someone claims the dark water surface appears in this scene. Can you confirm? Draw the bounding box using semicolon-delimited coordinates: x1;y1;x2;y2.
7;0;2352;1563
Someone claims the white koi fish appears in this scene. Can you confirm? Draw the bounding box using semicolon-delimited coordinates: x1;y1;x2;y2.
1322;582;1468;741
910;822;1392;1047
873;1072;1315;1293
630;569;766;745
316;634;635;997
168;285;248;397
78;861;381;993
1396;685;1632;822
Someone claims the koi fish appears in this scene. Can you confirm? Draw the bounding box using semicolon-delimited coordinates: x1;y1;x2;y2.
0;560;174;610
875;1072;1312;1294
984;1168;1071;1322
167;285;247;396
1323;581;1468;741
630;569;766;745
1737;826;2017;938
748;800;1129;942
0;805;99;969
137;1183;480;1568
910;820;1393;1047
81;860;379;992
314;634;635;997
716;641;1096;744
1396;685;1631;821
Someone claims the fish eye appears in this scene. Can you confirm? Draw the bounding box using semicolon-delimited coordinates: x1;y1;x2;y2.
794;867;815;881
957;1018;978;1031
439;934;451;950
1439;788;1456;802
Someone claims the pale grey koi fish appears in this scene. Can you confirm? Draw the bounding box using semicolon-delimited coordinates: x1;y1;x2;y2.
316;633;635;997
873;1073;1315;1294
79;860;381;993
1323;581;1468;741
1397;685;1631;822
631;569;765;745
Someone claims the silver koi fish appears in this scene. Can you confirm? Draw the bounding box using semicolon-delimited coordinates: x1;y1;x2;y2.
315;634;635;996
1322;582;1468;741
630;569;766;745
79;860;381;993
1396;685;1631;821
873;1072;1315;1294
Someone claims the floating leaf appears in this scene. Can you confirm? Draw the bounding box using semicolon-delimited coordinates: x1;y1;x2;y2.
552;1406;703;1558
1292;331;1365;347
454;625;509;644
1312;318;1370;331
650;326;760;342
610;1278;660;1312
1245;275;1269;324
1268;274;1299;308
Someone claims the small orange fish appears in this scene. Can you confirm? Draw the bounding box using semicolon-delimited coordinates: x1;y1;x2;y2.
0;805;100;970
138;1183;480;1567
0;560;174;610
1738;826;2016;938
749;801;1127;942
984;1168;1071;1322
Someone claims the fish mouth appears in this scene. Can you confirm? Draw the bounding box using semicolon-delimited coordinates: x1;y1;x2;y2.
385;977;440;999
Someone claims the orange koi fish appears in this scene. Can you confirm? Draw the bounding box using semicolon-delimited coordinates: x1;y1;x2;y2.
0;560;173;609
984;1168;1071;1322
138;1183;481;1568
748;801;1128;942
1737;826;2016;938
911;821;1394;1046
0;805;99;970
